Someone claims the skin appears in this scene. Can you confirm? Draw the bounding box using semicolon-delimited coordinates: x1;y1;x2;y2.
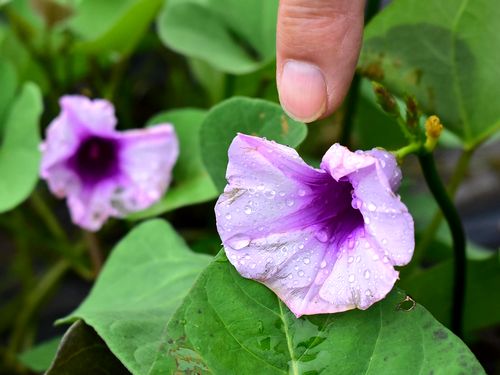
276;0;366;122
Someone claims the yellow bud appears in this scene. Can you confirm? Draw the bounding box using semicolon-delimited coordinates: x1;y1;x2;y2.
424;115;443;151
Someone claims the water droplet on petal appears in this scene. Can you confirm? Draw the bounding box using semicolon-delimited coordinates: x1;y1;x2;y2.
244;206;252;214
381;238;388;245
365;289;372;297
320;260;327;268
364;216;371;224
367;203;377;211
227;235;251;250
348;274;355;283
298;189;306;197
347;256;354;264
264;190;276;199
316;230;329;243
258;226;264;232
382;256;390;263
372;254;379;261
250;263;256;269
351;197;362;209
286;199;295;207
298;270;305;277
303;258;310;264
278;191;286;197
347;238;355;249
225;213;232;220
364;270;371;279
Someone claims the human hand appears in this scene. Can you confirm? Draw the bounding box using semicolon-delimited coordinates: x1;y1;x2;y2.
276;0;366;122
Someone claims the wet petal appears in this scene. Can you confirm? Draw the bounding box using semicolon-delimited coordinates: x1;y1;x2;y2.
60;95;117;136
216;134;326;242
319;233;399;311
365;148;402;191
116;124;178;212
350;165;414;266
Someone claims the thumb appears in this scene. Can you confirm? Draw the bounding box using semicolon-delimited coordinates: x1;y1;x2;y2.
277;0;365;122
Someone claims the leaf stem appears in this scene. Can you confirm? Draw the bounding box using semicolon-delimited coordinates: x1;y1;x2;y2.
30;190;66;241
417;152;466;338
411;149;473;269
5;260;70;366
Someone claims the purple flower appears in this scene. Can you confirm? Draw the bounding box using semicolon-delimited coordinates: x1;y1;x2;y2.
40;95;178;231
215;134;414;317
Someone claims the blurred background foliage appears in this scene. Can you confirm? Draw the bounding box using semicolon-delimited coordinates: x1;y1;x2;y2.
0;0;498;374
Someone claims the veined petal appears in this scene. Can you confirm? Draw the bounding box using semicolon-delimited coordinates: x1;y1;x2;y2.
116;124;178;213
319;232;399;312
60;95;117;136
67;180;120;231
216;134;326;244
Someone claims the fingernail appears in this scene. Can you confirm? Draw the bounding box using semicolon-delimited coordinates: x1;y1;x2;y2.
278;60;327;123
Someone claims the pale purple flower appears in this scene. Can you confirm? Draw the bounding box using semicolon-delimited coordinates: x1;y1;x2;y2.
40;95;178;231
215;134;414;317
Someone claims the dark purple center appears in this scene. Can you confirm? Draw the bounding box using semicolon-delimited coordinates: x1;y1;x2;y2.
310;176;364;244
68;136;120;186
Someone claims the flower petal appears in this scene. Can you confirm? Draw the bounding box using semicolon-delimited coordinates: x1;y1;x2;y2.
216;134;326;245
115;124;179;213
318;232;399;311
321;144;414;266
60;95;117;136
67;180;119;231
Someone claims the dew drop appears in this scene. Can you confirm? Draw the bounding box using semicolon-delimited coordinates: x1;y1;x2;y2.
347;238;355;249
258;226;264;232
298;243;305;250
298;270;305;277
381;238;388;245
288;274;293;279
367;202;377;211
227;235;251;250
286;199;295;207
347;256;354;264
382;256;390;263
250;263;256;269
298;189;306;197
225;213;232;220
264;190;276;199
316;230;329;243
278;191;286;197
372;254;379;261
355;256;361;263
365;289;372;297
303;258;310;264
348;274;355;283
364;270;371;279
244;206;252;214
320;260;327;268
351;197;362;209
364;216;371;224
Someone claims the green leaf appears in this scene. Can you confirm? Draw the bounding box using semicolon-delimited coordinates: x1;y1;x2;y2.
58;220;211;375
69;0;163;55
353;78;406;150
46;321;130;375
0;82;42;213
401;252;500;335
19;336;61;372
359;0;500;148
152;252;484;374
129;109;218;220
0;59;17;130
157;0;277;74
200;97;307;191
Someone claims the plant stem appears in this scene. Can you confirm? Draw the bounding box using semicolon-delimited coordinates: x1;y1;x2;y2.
83;231;103;276
410;149;473;270
5;260;70;365
417;152;466;338
339;73;361;147
30;191;66;241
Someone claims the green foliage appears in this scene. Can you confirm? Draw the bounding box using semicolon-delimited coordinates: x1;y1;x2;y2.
46;321;129;375
200;97;307;191
69;0;163;55
57;220;211;374
18;336;61;372
130;109;218;219
402;253;500;334
0;82;42;212
153;252;484;374
360;0;500;148
157;0;277;74
0;59;17;131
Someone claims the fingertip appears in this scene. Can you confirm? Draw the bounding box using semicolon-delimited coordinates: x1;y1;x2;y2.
278;60;327;123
